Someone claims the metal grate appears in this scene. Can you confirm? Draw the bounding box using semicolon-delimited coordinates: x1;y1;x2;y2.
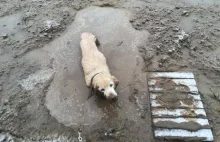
148;72;214;141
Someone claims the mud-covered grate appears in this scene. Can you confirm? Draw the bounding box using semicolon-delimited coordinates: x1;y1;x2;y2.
148;72;214;141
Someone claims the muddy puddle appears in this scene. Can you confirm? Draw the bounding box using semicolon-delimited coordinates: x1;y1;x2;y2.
24;6;149;126
0;13;29;42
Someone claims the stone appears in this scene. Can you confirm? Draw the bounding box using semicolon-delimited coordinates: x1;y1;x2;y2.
182;10;190;16
2;34;8;39
173;28;179;32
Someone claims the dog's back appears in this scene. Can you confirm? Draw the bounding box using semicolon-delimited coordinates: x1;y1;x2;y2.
80;32;110;86
80;33;98;57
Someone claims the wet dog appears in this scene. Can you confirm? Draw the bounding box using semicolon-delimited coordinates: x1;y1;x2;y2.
80;32;119;100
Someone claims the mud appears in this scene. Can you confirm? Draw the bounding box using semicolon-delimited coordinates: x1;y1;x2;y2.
155;78;191;92
1;0;220;141
154;121;210;131
157;92;194;109
157;136;208;142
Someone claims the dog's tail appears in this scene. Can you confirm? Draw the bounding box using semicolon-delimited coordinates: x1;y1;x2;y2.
95;38;100;48
80;32;100;50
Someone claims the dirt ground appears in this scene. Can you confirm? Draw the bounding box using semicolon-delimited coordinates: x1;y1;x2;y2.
0;0;220;141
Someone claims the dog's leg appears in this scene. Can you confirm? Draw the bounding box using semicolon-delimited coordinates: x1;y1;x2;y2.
88;86;94;100
88;80;96;100
87;93;93;100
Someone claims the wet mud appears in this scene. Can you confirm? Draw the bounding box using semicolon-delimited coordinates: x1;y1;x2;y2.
157;92;194;109
1;0;220;141
154;121;210;131
155;78;191;92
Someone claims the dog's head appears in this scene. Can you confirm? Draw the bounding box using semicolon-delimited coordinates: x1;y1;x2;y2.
91;74;119;101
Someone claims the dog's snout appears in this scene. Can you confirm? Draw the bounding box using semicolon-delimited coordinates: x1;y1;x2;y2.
108;92;118;101
104;88;118;101
111;97;118;101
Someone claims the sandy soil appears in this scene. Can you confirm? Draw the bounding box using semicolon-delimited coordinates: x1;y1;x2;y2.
0;0;220;141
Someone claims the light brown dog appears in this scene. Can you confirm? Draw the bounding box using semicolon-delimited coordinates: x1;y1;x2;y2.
80;32;119;100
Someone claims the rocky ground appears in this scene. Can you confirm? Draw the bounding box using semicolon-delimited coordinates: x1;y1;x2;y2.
0;0;220;141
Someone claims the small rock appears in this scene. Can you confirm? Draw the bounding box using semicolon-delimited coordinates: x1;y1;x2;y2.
178;30;189;41
159;62;163;67
44;20;60;31
2;34;8;39
168;48;175;53
190;51;197;58
190;46;197;51
39;34;44;38
108;128;115;133
12;53;18;58
140;111;146;119
206;43;212;48
168;49;173;53
117;41;123;46
3;99;9;105
167;10;172;14
157;45;160;50
200;40;205;44
182;10;189;16
161;55;170;63
48;35;52;39
0;86;2;91
173;28;179;32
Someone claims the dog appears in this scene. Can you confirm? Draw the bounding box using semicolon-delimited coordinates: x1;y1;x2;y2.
80;32;119;100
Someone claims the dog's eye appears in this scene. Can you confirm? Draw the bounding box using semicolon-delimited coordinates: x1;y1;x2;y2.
110;84;113;87
101;89;105;92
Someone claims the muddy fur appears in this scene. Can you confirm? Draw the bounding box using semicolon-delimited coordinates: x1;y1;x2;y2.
80;32;119;99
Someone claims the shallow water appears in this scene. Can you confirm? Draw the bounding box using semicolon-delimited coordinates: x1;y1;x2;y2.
0;13;28;42
42;6;149;126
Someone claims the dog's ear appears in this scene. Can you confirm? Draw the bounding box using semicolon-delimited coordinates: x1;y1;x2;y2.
111;76;119;88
